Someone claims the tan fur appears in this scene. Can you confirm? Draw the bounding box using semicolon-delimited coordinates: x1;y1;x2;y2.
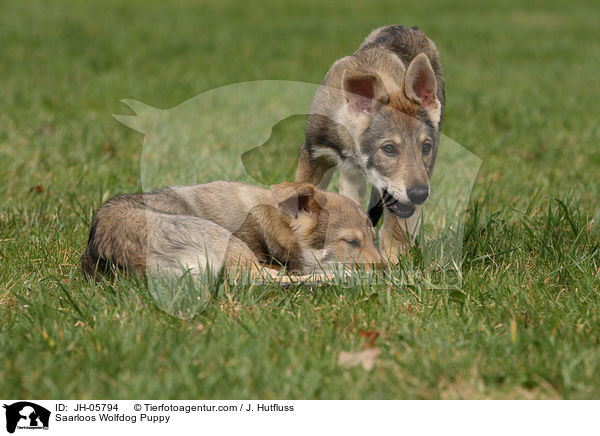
295;25;445;259
378;211;420;258
82;181;383;282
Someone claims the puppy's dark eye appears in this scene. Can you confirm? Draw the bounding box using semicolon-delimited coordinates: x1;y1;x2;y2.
343;239;361;248
422;141;432;155
381;143;398;157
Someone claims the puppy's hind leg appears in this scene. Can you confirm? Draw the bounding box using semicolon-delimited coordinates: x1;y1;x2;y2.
146;214;260;279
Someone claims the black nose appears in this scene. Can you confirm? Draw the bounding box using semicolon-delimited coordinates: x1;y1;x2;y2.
407;185;429;204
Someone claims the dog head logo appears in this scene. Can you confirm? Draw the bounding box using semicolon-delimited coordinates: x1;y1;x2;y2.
114;80;480;318
3;402;50;433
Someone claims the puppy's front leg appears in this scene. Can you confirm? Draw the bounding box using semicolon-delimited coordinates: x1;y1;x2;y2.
378;207;421;263
295;142;335;189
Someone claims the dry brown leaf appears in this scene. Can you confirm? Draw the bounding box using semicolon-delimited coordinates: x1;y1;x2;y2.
359;329;379;348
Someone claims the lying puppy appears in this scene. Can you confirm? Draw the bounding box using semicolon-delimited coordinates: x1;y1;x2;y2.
82;181;383;281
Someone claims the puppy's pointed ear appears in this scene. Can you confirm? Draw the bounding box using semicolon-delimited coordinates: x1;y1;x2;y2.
404;53;441;125
270;182;321;219
342;71;390;117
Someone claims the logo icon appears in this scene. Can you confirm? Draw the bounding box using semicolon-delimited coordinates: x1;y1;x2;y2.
3;402;50;434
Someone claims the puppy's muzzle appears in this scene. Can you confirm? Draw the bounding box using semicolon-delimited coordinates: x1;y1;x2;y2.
382;189;417;218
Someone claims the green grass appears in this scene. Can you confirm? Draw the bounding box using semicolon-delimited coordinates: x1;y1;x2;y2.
1;0;599;399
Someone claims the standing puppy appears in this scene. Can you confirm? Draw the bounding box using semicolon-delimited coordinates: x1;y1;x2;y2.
295;25;445;257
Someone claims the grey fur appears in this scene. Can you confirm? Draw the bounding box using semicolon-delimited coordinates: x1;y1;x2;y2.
295;25;446;256
83;181;382;280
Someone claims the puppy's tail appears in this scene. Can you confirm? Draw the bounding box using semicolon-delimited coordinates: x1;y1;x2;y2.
81;219;112;280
